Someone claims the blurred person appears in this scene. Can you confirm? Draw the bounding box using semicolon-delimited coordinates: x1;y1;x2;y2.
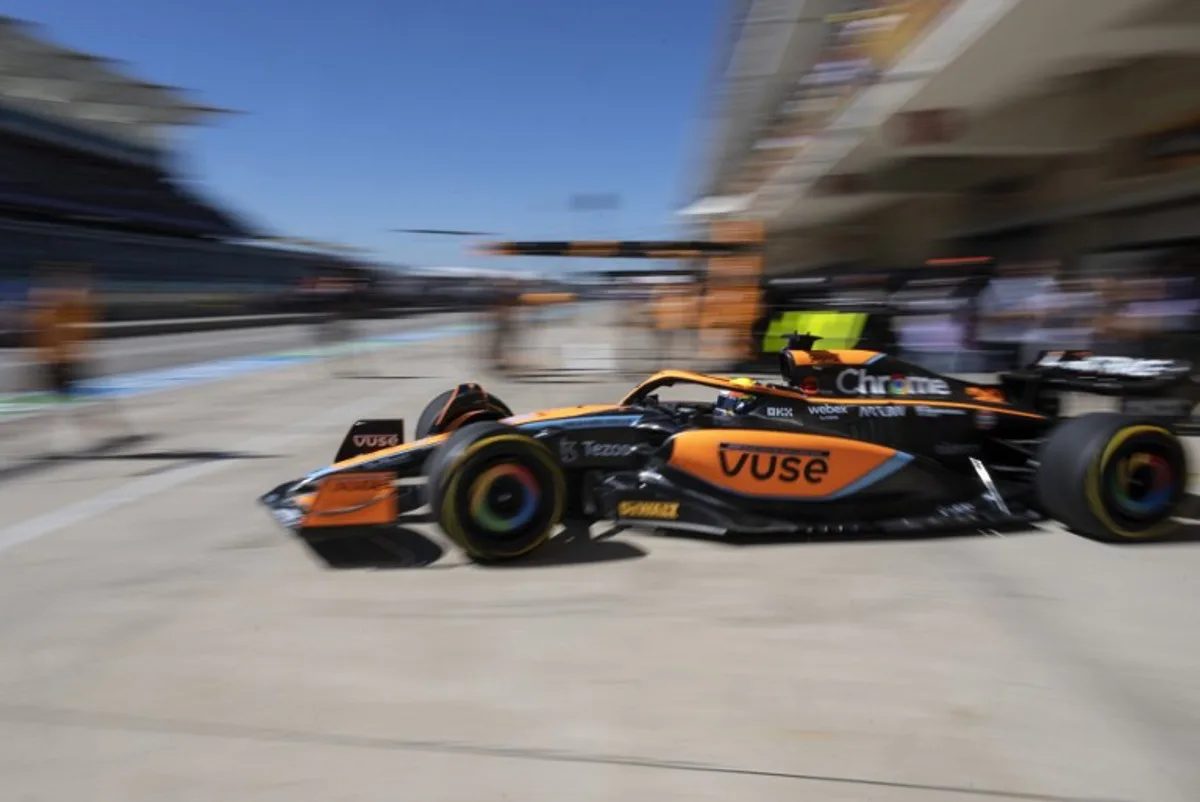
1093;271;1198;359
650;280;698;370
27;263;133;450
0;274;26;346
488;278;522;375
312;276;363;376
341;276;373;375
1090;274;1157;357
1018;267;1098;365
975;260;1060;370
950;272;992;354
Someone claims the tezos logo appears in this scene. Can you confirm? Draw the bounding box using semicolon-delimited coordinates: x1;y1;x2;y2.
718;443;829;484
353;434;399;449
836;369;950;397
560;439;633;463
584;441;635;458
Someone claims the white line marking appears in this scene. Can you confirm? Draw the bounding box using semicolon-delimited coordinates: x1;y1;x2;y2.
0;382;417;556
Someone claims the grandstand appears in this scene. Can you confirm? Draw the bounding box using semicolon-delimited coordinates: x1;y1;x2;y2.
0;17;367;321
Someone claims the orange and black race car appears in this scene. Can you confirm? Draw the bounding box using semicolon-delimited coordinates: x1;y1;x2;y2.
260;337;1194;562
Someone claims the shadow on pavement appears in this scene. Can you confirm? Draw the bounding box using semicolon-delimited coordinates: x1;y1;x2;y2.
304;521;646;570
0;434;283;482
484;522;648;568
303;527;446;569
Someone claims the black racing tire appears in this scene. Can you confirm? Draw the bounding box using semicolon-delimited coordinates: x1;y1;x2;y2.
1036;413;1188;543
414;387;511;440
425;421;565;562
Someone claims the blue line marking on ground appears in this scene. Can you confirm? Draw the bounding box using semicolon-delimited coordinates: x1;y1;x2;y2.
0;319;493;413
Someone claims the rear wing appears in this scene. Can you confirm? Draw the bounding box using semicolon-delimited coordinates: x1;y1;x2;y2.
1007;351;1197;398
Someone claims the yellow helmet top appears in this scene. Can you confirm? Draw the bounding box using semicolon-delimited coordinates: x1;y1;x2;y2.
715;377;757;416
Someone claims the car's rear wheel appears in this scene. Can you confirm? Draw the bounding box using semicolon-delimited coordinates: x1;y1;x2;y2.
425;421;564;562
415;384;512;439
1036;412;1188;542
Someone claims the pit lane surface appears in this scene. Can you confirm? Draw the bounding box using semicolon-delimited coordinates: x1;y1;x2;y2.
0;311;473;395
0;313;1198;802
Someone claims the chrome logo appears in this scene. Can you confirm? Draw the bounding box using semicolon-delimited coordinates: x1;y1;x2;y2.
468;463;540;533
835;368;951;397
1110;451;1175;516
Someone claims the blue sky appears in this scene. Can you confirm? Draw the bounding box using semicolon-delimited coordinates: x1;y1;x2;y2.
10;0;725;272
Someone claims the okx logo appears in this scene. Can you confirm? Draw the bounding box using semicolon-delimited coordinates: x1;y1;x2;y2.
718;443;829;484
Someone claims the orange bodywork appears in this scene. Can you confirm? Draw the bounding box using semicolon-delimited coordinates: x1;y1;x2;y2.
667;429;904;500
781;349;881;366
302;472;398;528
502;404;622;424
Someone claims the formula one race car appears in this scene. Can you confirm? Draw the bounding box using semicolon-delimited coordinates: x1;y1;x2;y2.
260;339;1195;561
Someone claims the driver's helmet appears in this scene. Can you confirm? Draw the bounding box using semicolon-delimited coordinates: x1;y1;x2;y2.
715;377;758;417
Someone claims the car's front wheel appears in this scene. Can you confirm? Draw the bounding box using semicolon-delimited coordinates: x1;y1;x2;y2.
425;421;565;562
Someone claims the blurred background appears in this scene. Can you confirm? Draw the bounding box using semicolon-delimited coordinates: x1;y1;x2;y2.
2;6;1200;801
1;0;1198;391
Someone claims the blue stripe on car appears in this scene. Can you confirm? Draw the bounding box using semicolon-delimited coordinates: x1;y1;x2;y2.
821;452;913;500
516;415;642;430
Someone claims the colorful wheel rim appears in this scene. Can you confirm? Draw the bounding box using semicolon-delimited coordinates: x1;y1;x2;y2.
467;462;540;534
1090;425;1184;536
1107;450;1176;520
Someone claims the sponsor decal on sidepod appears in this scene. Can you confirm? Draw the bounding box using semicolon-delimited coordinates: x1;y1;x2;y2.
560;439;636;463
836;369;950;397
617;501;679;519
718;443;829;484
806;404;848;419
